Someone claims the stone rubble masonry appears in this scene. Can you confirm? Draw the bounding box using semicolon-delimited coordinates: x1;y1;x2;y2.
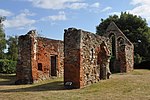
16;30;64;84
64;22;134;89
16;32;33;84
16;22;134;88
64;28;111;88
105;22;134;73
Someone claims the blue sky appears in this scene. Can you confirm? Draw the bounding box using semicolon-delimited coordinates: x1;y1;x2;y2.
0;0;150;40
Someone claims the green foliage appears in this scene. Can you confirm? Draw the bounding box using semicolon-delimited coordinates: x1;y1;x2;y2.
96;14;119;36
0;16;6;59
134;54;143;64
96;12;150;64
0;16;18;61
0;17;18;74
6;36;18;61
0;59;16;74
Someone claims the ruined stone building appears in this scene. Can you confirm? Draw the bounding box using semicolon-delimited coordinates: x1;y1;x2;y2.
64;28;111;88
16;22;134;89
105;22;134;73
16;30;64;84
64;22;134;88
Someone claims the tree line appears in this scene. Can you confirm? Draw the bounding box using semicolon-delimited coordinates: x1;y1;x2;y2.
0;12;150;73
0;16;18;73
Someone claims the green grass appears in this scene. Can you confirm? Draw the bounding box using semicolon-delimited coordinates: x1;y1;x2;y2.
0;69;150;100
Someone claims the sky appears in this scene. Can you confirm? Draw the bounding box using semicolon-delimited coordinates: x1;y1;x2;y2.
0;0;150;40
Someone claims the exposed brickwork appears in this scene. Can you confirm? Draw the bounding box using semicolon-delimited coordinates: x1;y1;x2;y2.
64;28;111;88
64;28;81;88
16;30;64;84
36;37;64;81
16;22;134;89
64;22;134;89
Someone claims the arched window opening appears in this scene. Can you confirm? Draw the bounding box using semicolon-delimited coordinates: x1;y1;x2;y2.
109;34;116;58
117;37;125;46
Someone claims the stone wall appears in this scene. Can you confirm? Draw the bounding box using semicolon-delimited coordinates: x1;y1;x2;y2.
16;31;36;84
16;22;134;88
64;22;134;89
125;44;134;72
64;28;111;88
105;22;134;73
64;28;81;88
16;30;64;84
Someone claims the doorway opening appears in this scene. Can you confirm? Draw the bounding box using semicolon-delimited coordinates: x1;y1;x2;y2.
50;55;57;76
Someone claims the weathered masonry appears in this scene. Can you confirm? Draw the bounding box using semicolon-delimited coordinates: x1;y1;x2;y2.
16;22;134;88
105;22;134;73
16;30;64;84
64;28;111;88
64;22;134;88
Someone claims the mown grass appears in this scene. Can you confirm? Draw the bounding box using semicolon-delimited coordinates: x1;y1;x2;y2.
0;69;150;100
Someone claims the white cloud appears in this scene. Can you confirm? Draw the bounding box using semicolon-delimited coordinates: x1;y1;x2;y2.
87;2;101;13
101;7;112;12
69;3;88;9
130;0;150;5
3;10;36;29
129;0;150;21
41;11;67;21
0;9;13;16
109;0;150;21
90;2;100;8
48;11;67;21
26;0;99;10
128;5;150;20
27;0;85;9
20;9;36;16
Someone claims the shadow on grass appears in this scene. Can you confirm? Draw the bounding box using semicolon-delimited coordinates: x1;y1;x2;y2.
0;73;64;92
0;74;65;92
0;81;65;92
0;73;16;85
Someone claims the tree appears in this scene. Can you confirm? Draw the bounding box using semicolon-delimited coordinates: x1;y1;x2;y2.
96;12;150;63
96;14;119;36
7;36;18;61
0;16;6;59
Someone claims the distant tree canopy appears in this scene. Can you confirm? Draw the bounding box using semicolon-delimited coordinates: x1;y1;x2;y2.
0;16;18;73
0;16;6;59
6;36;18;61
96;12;150;64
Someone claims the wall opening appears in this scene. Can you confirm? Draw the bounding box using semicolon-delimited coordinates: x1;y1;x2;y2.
117;37;125;47
111;34;116;58
109;33;116;73
50;55;57;76
90;48;94;61
38;63;42;71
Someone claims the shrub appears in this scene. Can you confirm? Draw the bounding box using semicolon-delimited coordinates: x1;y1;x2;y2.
0;59;17;74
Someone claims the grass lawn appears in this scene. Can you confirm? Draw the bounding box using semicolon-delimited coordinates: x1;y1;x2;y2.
0;69;150;100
